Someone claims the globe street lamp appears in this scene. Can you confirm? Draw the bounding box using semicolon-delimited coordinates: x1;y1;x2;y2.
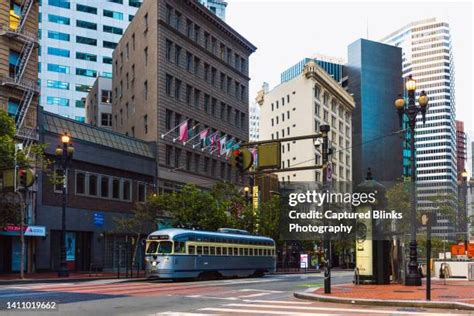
55;132;74;277
394;75;429;286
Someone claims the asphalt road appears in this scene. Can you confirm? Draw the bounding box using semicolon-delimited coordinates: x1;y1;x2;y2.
0;271;470;315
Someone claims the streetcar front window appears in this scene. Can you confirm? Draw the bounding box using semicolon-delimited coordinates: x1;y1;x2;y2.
146;241;159;254
146;241;173;254
157;241;173;254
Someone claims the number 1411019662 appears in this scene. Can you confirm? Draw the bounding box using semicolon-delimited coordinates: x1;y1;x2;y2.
6;301;57;310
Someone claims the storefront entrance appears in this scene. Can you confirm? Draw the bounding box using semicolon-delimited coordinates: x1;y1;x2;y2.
50;231;91;272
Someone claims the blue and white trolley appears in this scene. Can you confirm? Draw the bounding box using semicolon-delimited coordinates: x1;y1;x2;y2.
145;228;276;279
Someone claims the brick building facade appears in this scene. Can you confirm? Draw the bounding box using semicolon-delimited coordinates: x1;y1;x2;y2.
112;0;256;191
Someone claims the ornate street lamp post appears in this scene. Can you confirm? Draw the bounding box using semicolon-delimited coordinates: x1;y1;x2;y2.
55;132;74;277
394;75;429;286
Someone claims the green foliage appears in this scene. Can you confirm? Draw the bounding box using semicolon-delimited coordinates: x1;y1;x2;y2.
140;181;282;241
153;184;229;231
0;110;17;169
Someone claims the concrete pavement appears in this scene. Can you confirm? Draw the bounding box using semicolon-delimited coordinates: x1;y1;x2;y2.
0;272;470;315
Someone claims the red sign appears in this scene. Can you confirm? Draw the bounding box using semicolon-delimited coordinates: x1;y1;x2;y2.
467;244;474;258
451;244;465;256
2;224;25;232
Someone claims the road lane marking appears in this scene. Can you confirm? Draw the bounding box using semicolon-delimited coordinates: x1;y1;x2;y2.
222;303;450;315
151;312;214;316
200;307;332;315
238;289;284;293
237;293;270;298
242;299;312;305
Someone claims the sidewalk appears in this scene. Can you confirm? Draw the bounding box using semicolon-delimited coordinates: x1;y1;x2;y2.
0;271;146;285
294;280;474;310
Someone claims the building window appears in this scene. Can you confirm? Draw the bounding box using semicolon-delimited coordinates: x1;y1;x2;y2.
112;179;120;199
144;47;148;65
47;96;69;107
174;148;181;168
186;85;192;104
194;89;200;107
77;20;97;30
101;113;112;127
174;79;181;100
123;180;131;201
166;39;172;61
76;36;97;46
143;80;148;100
48;14;70;25
48;30;70;41
100;176;109;198
175;45;182;66
76;52;97;62
137;183;146;202
186;52;192;71
103;9;123;20
101;90;112;103
165;145;172;166
103;25;123;35
76;172;86;195
144;114;148;134
103;41;117;49
89;174;98;196
165;75;172;96
186;152;192;171
76;68;97;78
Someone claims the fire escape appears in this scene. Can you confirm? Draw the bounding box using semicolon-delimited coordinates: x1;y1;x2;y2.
0;0;39;147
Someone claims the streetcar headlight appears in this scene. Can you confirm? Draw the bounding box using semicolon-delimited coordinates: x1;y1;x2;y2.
152;261;157;266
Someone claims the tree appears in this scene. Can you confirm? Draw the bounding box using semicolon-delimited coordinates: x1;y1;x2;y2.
114;200;157;272
0;110;49;279
154;184;229;230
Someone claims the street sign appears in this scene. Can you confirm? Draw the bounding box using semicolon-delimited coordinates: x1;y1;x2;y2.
252;186;259;210
300;254;308;269
257;142;281;170
94;212;105;227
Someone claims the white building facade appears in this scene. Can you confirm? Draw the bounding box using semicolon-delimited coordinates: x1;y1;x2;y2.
382;18;457;237
249;101;260;142
38;0;143;122
258;61;354;184
85;76;112;129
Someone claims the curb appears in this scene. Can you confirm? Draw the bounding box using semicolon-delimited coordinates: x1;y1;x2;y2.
0;276;146;286
294;288;474;311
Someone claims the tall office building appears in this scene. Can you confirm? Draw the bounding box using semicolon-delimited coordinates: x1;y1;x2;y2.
456;120;467;178
382;18;457;237
280;54;344;84
38;0;143;122
258;60;355;184
112;0;255;191
198;0;227;20
346;39;403;186
249;101;260;142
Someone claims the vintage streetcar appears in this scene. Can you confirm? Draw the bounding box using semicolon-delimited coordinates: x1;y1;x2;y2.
145;228;276;279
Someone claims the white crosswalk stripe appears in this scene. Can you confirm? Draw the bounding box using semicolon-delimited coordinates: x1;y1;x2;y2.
196;300;453;315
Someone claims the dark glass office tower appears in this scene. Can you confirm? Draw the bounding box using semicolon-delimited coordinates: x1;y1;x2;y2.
346;39;403;186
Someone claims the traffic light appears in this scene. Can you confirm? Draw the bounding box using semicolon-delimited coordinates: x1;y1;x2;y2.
234;149;244;172
19;169;27;190
231;148;253;173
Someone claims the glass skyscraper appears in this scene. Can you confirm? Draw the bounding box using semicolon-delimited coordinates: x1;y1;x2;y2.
197;0;227;20
280;55;344;84
38;0;143;122
382;18;457;237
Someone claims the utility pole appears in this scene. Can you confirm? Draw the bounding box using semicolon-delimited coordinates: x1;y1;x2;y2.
321;124;331;294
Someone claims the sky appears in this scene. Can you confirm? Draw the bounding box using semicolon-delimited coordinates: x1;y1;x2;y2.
226;0;474;173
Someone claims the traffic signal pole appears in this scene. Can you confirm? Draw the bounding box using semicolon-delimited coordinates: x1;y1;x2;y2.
320;124;331;294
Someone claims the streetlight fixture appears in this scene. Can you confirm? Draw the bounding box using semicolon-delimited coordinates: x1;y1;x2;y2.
55;132;74;277
394;74;429;286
